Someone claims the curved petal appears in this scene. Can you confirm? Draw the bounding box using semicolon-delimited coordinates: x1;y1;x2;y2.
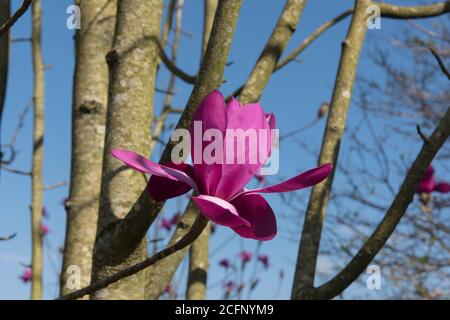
265;113;276;131
192;195;250;228
148;163;195;201
234;163;333;198
111;148;199;193
434;182;450;193
214;99;271;200
230;193;276;241
189;90;227;195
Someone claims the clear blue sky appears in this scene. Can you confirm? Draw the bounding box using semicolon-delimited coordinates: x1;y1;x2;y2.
0;0;443;299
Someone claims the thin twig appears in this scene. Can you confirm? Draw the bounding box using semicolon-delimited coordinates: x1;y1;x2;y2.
43;181;67;191
0;233;17;241
416;125;430;144
428;46;450;81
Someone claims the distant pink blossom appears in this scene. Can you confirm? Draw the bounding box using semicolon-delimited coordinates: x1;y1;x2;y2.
40;224;49;236
224;281;235;293
160;218;172;231
219;258;230;269
112;90;333;240
257;255;269;269
417;165;450;194
239;251;252;263
20;268;32;283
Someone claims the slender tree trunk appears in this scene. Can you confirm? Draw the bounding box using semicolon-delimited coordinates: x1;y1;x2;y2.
0;0;9;138
60;0;117;297
30;0;44;300
91;0;163;300
185;0;217;300
291;0;371;299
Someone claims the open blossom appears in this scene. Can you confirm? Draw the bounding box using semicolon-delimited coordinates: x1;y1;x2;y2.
239;251;252;263
20;268;32;283
257;255;269;269
112;90;333;240
417;165;450;194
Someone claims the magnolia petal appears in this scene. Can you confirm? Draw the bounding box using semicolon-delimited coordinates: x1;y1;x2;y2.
265;112;276;131
235;163;333;198
189;90;228;195
434;182;450;193
111;148;199;193
192;195;250;228
148;163;195;201
214;99;271;200
230;193;277;240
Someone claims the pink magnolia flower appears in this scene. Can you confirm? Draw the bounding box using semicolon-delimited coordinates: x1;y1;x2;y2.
239;251;252;263
219;258;230;269
160;218;172;231
417;165;450;194
40;224;49;236
224;281;235;293
20;268;32;283
112;90;333;240
257;254;269;269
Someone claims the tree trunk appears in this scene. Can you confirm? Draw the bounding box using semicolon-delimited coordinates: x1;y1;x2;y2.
91;0;163;300
60;0;117;297
291;0;371;299
30;0;44;300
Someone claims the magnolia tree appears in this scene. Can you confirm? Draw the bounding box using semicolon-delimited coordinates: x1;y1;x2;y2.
0;0;449;300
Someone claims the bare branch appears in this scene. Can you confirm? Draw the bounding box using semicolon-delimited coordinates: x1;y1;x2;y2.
58;215;208;300
302;107;450;299
376;1;450;19
0;233;17;241
428;46;450;81
0;0;32;37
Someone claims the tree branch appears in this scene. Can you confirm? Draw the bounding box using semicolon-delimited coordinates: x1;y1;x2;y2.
58;215;208;300
291;0;371;299
0;232;16;241
301;107;450;299
0;0;32;37
377;1;450;19
428;46;450;81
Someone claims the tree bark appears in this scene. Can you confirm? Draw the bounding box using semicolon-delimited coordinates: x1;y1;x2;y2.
90;0;163;300
60;0;117;297
291;0;371;300
30;0;44;300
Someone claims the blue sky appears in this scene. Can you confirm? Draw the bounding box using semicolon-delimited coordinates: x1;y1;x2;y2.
0;0;445;299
